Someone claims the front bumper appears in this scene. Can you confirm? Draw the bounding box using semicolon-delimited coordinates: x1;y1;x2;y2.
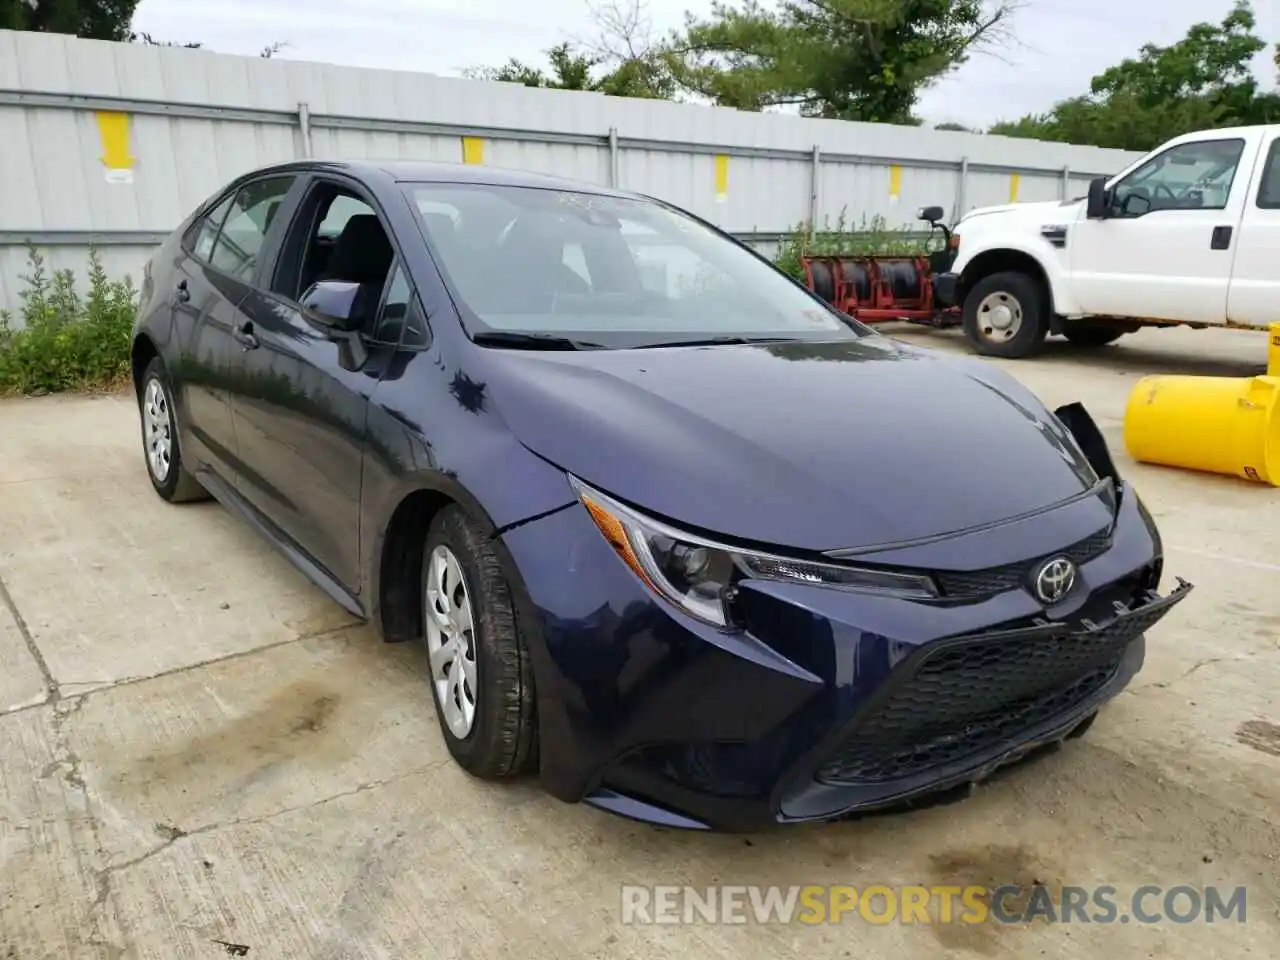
933;271;960;308
499;481;1189;832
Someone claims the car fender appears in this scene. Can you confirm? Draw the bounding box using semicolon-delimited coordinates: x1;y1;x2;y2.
358;369;578;640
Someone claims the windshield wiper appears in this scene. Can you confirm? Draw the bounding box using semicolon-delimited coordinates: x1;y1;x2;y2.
471;331;605;351
632;335;797;349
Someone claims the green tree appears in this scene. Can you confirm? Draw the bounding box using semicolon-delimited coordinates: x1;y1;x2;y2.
464;41;674;99
464;43;601;90
990;1;1280;150
1;0;139;40
666;0;1016;123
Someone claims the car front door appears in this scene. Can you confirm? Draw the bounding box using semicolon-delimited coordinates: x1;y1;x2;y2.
1068;135;1257;324
228;175;411;595
1225;132;1280;329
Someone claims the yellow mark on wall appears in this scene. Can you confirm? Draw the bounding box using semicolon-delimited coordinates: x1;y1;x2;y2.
461;137;485;165
714;154;729;201
95;111;135;180
888;164;902;199
1008;173;1021;203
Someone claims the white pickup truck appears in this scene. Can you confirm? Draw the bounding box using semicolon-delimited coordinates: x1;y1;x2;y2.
932;123;1280;358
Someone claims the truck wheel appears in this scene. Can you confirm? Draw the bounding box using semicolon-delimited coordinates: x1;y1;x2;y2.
961;271;1048;359
1063;321;1126;347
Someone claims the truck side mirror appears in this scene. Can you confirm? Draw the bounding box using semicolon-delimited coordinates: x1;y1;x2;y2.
917;205;946;225
1086;177;1111;219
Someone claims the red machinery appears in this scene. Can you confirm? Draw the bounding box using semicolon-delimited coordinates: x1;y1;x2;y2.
800;206;961;328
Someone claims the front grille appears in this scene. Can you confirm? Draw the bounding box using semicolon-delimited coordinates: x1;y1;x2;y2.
815;588;1181;786
934;528;1111;600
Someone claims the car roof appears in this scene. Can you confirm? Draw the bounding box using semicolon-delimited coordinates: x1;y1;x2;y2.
255;158;638;198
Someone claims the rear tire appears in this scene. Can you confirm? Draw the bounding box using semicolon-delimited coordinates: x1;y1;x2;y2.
961;271;1049;359
1063;321;1126;347
421;505;537;780
138;357;209;503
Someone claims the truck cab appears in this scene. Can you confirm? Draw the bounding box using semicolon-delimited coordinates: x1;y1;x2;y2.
934;124;1280;358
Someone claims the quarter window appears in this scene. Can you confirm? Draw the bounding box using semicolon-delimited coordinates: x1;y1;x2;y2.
209;176;295;280
373;264;412;344
190;194;235;262
371;262;431;348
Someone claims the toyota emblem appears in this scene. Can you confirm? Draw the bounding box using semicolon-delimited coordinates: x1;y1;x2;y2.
1034;557;1076;605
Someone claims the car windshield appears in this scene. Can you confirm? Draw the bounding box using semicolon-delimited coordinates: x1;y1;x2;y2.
404;182;867;348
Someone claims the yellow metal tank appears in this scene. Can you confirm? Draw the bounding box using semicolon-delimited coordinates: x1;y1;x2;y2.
1123;372;1280;486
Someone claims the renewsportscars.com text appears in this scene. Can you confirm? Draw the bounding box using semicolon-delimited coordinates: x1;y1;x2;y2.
620;884;1248;926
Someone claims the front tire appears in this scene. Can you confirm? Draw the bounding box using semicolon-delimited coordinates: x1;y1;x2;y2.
421;505;537;780
138;357;208;503
961;271;1049;359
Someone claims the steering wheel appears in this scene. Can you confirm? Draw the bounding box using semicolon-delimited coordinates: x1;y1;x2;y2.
1151;182;1178;204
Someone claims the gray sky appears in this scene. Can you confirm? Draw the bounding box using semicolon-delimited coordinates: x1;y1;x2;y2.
130;0;1280;129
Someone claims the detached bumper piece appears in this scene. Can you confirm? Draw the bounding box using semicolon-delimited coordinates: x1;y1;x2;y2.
817;578;1193;787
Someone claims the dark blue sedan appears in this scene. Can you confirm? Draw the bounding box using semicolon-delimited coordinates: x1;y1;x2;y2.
130;159;1191;831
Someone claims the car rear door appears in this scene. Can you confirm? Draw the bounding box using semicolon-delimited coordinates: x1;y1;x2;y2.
227;173;412;596
1225;130;1280;328
167;189;252;485
176;173;302;490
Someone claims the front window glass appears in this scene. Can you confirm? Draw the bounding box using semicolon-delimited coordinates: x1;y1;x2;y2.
1111;139;1244;216
405;182;863;348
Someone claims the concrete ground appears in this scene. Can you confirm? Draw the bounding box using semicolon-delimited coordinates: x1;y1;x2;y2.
1;325;1278;959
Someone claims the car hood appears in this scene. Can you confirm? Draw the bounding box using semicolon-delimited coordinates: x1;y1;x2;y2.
478;336;1099;552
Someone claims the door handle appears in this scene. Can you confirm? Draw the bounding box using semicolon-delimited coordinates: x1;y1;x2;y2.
233;322;259;351
173;280;190;304
1210;225;1232;250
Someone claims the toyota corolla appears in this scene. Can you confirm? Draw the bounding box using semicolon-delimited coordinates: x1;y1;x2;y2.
130;159;1191;832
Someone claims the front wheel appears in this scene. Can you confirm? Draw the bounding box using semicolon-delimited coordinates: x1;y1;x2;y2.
421;505;537;780
961;271;1049;359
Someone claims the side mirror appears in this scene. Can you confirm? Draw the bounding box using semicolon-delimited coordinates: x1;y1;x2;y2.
1085;177;1111;219
917;205;946;225
300;280;363;332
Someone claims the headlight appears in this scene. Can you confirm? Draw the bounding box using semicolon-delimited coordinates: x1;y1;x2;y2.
570;477;938;628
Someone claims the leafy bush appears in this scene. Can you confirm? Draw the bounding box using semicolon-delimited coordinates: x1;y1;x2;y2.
772;209;937;281
0;246;138;396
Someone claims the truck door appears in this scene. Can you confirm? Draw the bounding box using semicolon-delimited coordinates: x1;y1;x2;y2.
1069;133;1259;325
1225;131;1280;329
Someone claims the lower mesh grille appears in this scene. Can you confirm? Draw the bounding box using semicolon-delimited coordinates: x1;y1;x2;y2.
815;588;1182;786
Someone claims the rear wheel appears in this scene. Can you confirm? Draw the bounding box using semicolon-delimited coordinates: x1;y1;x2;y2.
961;271;1048;359
1063;321;1126;347
421;505;537;779
139;357;208;503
